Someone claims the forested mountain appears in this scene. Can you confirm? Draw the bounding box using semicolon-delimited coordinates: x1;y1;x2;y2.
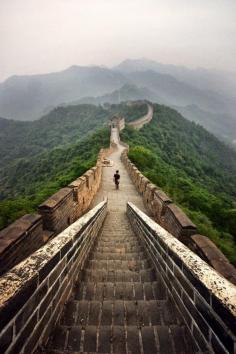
62;84;157;106
1;101;236;265
173;104;236;146
0;102;148;229
1;59;235;143
0;66;127;120
0;128;110;230
121;104;236;264
114;58;236;97
0;104;110;170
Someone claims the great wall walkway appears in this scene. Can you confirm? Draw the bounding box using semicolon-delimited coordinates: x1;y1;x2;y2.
45;128;199;354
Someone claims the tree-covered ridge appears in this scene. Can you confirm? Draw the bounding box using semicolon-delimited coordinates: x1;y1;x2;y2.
108;102;148;122
0;127;110;230
0;101;150;231
121;104;236;265
0;104;110;169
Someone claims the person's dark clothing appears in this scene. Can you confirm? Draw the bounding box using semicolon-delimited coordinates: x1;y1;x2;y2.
114;173;120;184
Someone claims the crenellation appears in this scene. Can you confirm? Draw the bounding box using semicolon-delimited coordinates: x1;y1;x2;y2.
121;147;236;283
38;187;75;233
190;234;236;285
160;203;197;243
0;214;44;276
0;142;115;276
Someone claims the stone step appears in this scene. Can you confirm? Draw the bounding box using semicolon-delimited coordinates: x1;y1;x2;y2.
96;240;139;247
47;324;198;354
92;251;146;261
73;281;167;301
59;299;178;327
82;268;156;282
94;245;143;253
87;259;150;270
99;236;137;241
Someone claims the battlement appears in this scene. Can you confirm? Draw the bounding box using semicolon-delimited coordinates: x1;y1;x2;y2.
121;148;236;285
0;144;115;275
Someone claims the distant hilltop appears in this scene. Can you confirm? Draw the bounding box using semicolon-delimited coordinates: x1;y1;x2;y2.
0;58;236;145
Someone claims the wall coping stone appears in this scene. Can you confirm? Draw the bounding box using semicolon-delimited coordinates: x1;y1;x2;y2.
0;214;42;254
38;188;72;210
127;202;236;319
191;234;229;262
154;189;172;203
166;203;196;229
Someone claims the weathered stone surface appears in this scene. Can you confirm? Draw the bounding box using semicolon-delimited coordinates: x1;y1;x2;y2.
161;203;196;242
191;234;236;285
0;214;44;275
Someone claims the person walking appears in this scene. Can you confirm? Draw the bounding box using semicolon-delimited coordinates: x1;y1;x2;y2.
113;170;120;190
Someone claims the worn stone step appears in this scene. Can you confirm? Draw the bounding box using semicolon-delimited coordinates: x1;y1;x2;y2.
87;259;150;270
59;299;177;327
74;281;167;301
96;241;140;249
83;268;156;282
92;251;146;261
47;324;198;354
94;244;143;253
99;236;137;242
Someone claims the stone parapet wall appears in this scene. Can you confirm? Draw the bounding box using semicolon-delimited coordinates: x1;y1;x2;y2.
0;140;115;276
0;215;46;276
121;148;236;285
127;103;153;130
190;234;236;285
0;200;107;354
38;187;75;232
127;202;236;353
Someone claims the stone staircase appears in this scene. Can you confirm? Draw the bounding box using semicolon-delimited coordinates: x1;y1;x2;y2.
44;211;198;354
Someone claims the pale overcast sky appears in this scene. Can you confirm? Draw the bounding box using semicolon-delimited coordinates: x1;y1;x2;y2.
0;0;235;81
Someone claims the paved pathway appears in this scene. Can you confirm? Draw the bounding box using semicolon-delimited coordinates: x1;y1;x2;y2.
44;129;198;354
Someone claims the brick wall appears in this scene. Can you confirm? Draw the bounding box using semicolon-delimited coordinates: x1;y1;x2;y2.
121;148;236;285
127;202;236;353
0;200;107;354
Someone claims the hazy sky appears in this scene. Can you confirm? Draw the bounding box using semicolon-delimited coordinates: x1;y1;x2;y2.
0;0;236;82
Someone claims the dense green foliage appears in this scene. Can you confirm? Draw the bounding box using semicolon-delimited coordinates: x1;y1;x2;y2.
0;102;148;230
0;128;110;229
121;104;236;264
0;104;110;170
0;104;113;229
108;102;148;122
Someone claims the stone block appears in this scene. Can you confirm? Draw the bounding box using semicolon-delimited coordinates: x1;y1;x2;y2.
152;190;172;222
190;234;236;285
161;203;196;243
38;188;75;233
0;214;44;275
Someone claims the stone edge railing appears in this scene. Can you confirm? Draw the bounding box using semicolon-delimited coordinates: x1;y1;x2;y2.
0;143;115;276
0;199;107;354
121;147;236;285
127;202;236;353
